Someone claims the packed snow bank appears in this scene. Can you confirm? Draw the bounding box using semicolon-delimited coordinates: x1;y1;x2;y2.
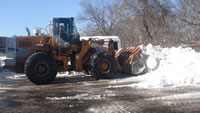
0;56;6;72
1;56;18;79
0;56;8;60
112;44;200;88
0;56;7;68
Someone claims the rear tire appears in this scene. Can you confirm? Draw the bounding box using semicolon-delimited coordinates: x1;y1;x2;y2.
24;52;57;85
89;52;117;79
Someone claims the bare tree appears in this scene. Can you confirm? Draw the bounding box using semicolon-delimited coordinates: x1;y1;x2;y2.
78;0;197;47
175;0;200;42
79;0;118;36
115;0;174;46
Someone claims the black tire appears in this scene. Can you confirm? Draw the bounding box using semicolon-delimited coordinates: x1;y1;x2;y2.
89;52;117;79
24;52;57;85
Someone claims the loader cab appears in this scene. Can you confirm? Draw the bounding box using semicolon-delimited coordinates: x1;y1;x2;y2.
53;17;80;45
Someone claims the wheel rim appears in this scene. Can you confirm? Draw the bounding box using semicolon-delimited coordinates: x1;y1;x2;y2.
34;62;49;75
99;60;110;74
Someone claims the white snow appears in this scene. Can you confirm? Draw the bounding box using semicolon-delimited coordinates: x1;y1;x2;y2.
146;56;158;71
111;44;200;88
0;56;7;67
147;92;200;101
46;93;106;101
80;36;120;41
56;72;91;78
6;74;26;80
0;56;7;61
46;90;116;101
146;91;200;105
0;56;22;80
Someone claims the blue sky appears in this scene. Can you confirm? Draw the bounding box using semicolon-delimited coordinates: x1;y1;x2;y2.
0;0;81;36
0;0;181;37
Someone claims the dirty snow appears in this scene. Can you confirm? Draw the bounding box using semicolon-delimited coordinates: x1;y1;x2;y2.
56;72;90;78
0;56;16;78
0;56;6;68
112;44;200;88
147;92;200;101
46;94;105;101
46;92;115;101
6;74;26;80
146;91;200;105
0;56;7;61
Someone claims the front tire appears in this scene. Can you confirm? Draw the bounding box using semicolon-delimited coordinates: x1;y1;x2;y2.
89;52;117;79
24;52;57;85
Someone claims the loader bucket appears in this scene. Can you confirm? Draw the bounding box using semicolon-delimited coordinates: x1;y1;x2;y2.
115;47;148;75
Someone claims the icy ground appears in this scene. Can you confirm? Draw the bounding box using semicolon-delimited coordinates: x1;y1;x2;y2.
0;71;200;113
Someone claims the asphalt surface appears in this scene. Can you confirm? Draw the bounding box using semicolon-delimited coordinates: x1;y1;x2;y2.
0;72;200;113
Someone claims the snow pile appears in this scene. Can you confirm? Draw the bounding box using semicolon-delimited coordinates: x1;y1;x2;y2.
113;44;200;88
0;56;7;60
0;56;6;72
0;56;18;79
141;44;200;88
0;56;7;68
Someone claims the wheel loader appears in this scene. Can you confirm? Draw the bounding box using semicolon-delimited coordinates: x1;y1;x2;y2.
4;17;150;85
